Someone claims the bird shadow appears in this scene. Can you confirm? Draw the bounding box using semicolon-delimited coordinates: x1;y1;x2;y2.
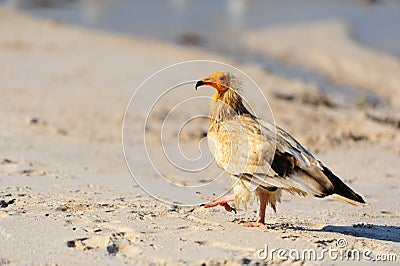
320;224;400;243
269;223;400;243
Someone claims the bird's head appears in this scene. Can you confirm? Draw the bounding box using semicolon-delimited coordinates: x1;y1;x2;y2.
195;72;231;100
195;71;251;118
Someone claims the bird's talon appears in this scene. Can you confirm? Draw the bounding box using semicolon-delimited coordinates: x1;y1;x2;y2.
243;221;269;230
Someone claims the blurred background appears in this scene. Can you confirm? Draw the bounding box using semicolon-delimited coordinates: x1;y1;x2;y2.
3;0;400;107
3;0;400;57
2;0;399;153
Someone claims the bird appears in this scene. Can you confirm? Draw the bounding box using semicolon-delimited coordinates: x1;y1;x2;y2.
195;71;365;230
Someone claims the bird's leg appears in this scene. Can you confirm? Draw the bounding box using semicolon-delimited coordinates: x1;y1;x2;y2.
198;193;236;213
243;193;269;230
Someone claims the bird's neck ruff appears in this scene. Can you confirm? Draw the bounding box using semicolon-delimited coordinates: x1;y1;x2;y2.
209;87;253;125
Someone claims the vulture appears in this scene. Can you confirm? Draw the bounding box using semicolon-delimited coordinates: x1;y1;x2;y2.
195;71;365;229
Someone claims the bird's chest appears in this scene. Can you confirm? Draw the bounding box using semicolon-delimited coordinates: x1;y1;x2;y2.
207;126;232;170
207;122;264;173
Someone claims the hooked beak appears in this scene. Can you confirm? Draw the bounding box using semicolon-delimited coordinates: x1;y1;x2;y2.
195;80;205;91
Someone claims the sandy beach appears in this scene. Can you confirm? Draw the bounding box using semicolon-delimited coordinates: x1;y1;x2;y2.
0;6;399;265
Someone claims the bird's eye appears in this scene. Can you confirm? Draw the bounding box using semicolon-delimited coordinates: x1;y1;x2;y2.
219;77;225;81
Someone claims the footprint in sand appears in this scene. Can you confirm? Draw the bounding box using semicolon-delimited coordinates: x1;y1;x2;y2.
67;227;143;258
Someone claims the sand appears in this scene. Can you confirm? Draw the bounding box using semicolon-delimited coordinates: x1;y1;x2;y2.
0;8;399;265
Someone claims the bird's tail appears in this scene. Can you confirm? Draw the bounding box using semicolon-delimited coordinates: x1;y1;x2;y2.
320;164;365;205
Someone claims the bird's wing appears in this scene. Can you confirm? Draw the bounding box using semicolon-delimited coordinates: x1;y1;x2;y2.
272;124;364;203
262;123;335;196
208;115;335;196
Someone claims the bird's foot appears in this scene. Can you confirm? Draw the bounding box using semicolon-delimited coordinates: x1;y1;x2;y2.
198;193;236;214
242;221;269;231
